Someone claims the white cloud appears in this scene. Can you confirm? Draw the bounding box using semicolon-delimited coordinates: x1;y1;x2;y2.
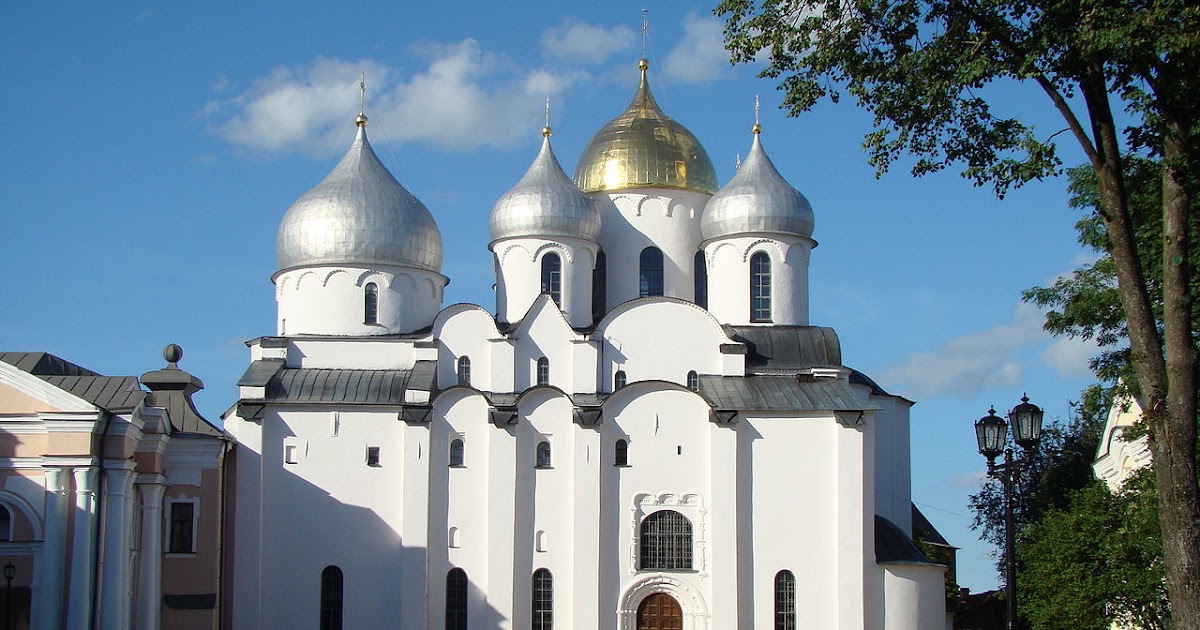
541;20;636;65
880;302;1047;398
1041;336;1098;377
663;14;730;84
205;42;579;154
947;470;987;489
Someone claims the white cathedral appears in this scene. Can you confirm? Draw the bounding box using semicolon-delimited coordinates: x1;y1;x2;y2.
224;59;951;629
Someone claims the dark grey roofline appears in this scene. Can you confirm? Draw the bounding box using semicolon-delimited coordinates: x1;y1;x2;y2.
875;515;941;566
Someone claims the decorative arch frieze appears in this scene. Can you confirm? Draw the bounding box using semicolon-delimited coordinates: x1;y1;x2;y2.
424;277;439;299
703;242;737;271
294;270;319;291
498;242;533;266
353;269;390;288
391;272;416;293
617;574;710;630
741;238;788;263
320;268;352;287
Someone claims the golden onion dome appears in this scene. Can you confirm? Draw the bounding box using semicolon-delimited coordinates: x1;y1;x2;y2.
573;59;717;194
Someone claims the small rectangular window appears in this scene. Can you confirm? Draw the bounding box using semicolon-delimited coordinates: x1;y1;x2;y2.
285;444;299;464
366;446;381;467
167;500;196;554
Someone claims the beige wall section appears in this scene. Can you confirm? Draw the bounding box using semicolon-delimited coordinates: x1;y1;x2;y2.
47;431;97;456
162;466;225;630
0;382;61;414
0;433;49;458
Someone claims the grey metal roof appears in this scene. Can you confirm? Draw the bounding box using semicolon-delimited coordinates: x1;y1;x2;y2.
875;515;938;565
237;359;285;387
701;131;814;241
253;360;437;405
1;352;144;412
276;124;443;273
725;326;842;371
490;134;601;243
912;504;956;549
697;375;875;411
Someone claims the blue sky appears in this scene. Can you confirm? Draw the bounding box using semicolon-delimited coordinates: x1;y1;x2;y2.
1;2;1101;591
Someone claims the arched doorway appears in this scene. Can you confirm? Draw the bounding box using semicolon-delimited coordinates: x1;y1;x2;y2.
637;592;682;630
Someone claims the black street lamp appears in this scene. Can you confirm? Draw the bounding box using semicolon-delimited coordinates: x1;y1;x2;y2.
3;561;14;630
975;394;1044;630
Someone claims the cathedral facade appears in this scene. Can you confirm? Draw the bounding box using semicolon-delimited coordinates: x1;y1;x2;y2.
224;58;950;629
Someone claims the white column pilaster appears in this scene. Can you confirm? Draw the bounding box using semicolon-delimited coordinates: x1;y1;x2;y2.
66;466;99;630
135;477;165;630
38;467;70;630
99;461;137;630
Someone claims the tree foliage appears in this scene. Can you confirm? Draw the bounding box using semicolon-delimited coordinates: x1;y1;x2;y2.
717;0;1200;623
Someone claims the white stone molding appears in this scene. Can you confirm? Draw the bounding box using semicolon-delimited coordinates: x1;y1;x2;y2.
66;466;99;630
0;364;95;413
37;466;68;630
135;481;165;630
629;493;709;577
617;573;710;630
99;463;137;630
740;238;788;263
0;488;44;539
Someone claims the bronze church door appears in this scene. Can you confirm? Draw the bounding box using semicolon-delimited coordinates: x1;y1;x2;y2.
636;593;683;630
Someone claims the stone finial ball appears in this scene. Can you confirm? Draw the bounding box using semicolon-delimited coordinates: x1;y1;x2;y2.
163;344;184;364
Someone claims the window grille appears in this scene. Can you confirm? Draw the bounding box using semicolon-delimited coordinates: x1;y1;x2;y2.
319;565;343;630
638;510;693;570
449;439;465;467
456;356;471;386
446;568;468;630
615;439;629;466
639;247;664;297
536;441;552;468
168;501;195;554
694;251;708;308
614;370;627;389
687;370;699;392
366;446;381;467
775;570;797;630
364;283;378;324
541;253;562;305
536;358;550;386
750;252;772;322
532;568;553;630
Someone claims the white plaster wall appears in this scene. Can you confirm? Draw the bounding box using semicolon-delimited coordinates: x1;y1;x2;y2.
493;237;599;328
286;338;417;370
512;298;585;392
703;235;813;326
882;564;949;630
522;392;578;628
275;264;446;336
434;306;502;391
598;300;733;390
593;190;710;309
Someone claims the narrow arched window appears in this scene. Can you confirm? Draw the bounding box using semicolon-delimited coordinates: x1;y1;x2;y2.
615;439;629;466
364;283;379;325
614;370;627;389
0;505;10;542
319;565;343;630
592;250;607;322
639;510;692;571
456;356;471;386
449;438;465;467
446;568;468;630
687;370;699;392
775;570;797;630
639;247;664;297
541;253;562;305
532;568;553;630
536;357;550;386
750;252;772;322
694;251;708;309
536;441;552;468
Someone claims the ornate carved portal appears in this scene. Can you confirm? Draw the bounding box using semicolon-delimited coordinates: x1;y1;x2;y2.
636;593;683;630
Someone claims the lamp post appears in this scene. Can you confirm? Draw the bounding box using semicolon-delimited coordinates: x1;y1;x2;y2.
3;561;14;630
975;394;1044;630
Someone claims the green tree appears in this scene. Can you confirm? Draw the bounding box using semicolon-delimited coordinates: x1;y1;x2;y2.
1018;474;1169;630
717;0;1200;623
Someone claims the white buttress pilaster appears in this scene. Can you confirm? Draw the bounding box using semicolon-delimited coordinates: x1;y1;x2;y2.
66;466;99;630
99;462;137;630
38;467;70;630
135;477;166;630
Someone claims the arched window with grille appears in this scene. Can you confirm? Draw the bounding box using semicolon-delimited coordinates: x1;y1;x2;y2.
536;441;552;468
592;250;607;322
639;247;664;297
750;252;772;322
449;438;465;467
638;510;693;570
532;568;553;630
0;505;10;542
364;283;379;325
456;356;471;386
541;253;562;305
446;568;468;630
775;570;797;630
319;565;343;630
686;370;699;392
536;357;550;386
614;370;627;389
614;439;629;466
694;251;708;308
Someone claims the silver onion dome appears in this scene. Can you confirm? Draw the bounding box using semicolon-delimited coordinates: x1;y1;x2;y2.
490;129;601;243
276;123;443;274
701;129;814;241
